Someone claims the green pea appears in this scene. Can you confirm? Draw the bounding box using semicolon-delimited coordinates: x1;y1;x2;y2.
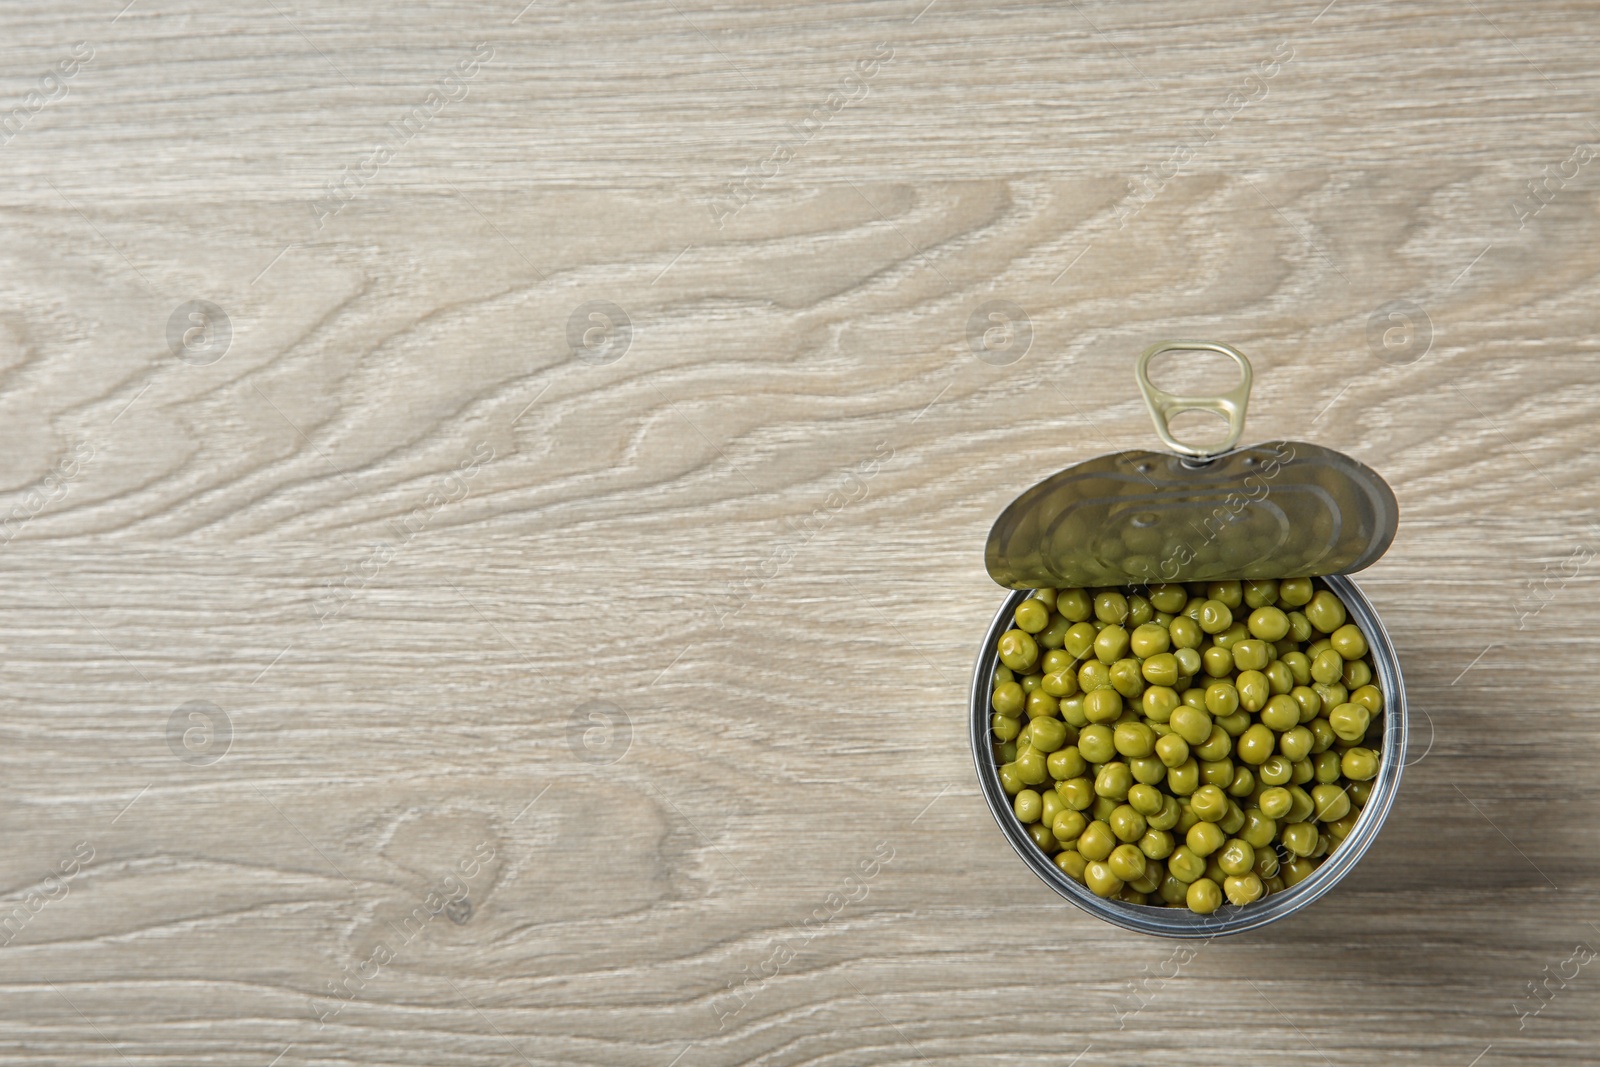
1014;789;1043;822
1141;652;1179;687
1328;702;1371;742
1015;599;1051;634
1186;821;1227;859
1236;670;1270;712
1281;650;1312;686
1059;695;1088;728
1114;721;1156;758
1342;747;1379;781
1095;762;1133;801
1076;724;1115;764
1224;872;1264;906
1154;732;1190;769
1057;588;1093;622
1040;789;1065;827
1164;617;1203;652
1243;579;1280;609
1078;821;1117;861
1202;645;1234;677
1286;786;1316;824
1259;755;1293;786
1236;724;1277;766
1204;681;1240;716
1281;822;1319;856
1312;783;1352;822
1063;622;1098;658
1095;591;1130;624
1124;783;1163;816
1214;710;1251;738
1290;685;1323;724
1309;717;1338;753
1109;658;1145;698
1232;639;1271;672
1351;684;1384;714
1167;758;1200;796
1149;794;1182;832
1342;658;1373;690
1143;685;1181;723
1287;610;1313;643
1218;838;1255;876
1291;757;1315;786
1170;706;1213;746
1038;614;1072;650
1078;659;1110;693
1057;777;1094;810
996;741;1018;763
1138;828;1176;861
1016;746;1048;784
1108;842;1148;881
992;713;1022;742
1173;646;1203;676
992;681;1025;717
1258;786;1292;819
1082;688;1123;725
1052;808;1088;842
1205;581;1243;609
1025;690;1059;719
1056;849;1088;881
1263;659;1294;697
1094;625;1131;664
1330;623;1368;660
1305;590;1347;633
1130;596;1156;627
1258;694;1298;733
1167;845;1205;882
1199;757;1234;788
1311;648;1344;685
1246;605;1291;642
1034;589;1058;611
999;763;1024;795
1126;622;1168;658
1314;749;1342;784
1029;717;1068;753
1227;766;1256;798
1239;808;1276;849
1109;804;1147;843
1028;822;1059;852
1149;583;1188;613
1041;669;1079;698
1254;846;1280;879
1199;599;1233;635
1281;856;1317;887
1190;784;1229;822
1195;725;1233;762
998;629;1039;672
1279;726;1314;762
1085;859;1124;898
1278;577;1314;607
1348;779;1373;806
1046;747;1087;781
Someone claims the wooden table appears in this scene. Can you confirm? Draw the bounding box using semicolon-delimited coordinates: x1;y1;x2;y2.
3;1;1597;1063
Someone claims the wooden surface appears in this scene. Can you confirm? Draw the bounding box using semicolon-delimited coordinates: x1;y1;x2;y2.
2;1;1599;1063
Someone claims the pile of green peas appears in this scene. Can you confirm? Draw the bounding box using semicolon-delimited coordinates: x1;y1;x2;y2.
990;578;1383;914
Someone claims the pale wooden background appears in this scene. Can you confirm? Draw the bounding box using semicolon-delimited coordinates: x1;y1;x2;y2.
1;0;1597;1064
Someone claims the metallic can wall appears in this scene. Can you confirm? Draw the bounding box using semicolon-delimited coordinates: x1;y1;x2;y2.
968;575;1407;937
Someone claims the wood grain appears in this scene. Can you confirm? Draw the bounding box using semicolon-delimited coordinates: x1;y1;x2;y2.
2;1;1599;1064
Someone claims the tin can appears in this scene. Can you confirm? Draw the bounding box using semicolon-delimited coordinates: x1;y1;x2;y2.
971;342;1405;936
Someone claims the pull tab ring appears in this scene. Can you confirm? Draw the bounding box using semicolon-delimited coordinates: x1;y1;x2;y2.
1135;341;1253;459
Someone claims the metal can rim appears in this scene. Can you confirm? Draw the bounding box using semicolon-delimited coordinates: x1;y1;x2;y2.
968;574;1408;938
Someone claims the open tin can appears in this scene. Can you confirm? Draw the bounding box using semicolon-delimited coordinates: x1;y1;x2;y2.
969;342;1405;936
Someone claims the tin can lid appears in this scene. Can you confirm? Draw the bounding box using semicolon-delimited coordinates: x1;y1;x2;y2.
985;342;1399;589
